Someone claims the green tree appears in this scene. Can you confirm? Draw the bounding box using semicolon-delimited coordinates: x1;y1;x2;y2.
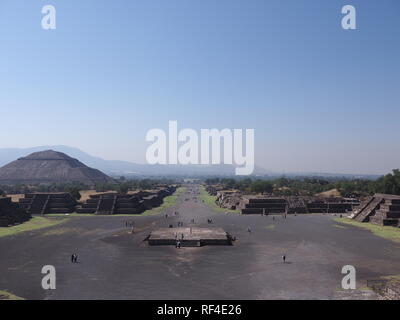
250;180;273;194
66;187;81;201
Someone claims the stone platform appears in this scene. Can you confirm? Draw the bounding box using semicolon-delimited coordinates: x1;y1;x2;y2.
146;227;233;246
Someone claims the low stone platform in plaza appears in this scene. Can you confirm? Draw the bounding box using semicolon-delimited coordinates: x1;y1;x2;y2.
146;227;233;246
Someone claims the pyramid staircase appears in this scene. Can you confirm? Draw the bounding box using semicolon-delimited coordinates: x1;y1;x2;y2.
76;193;146;215
19;193;76;215
352;194;400;226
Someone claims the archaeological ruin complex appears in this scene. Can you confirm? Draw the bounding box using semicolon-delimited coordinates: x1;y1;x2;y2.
76;185;177;215
206;186;357;215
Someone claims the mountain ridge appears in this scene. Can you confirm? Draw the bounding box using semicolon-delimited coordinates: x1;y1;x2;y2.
0;146;269;176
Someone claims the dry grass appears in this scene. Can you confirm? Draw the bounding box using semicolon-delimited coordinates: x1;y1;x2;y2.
5;194;24;202
79;190;116;202
316;188;341;198
334;218;400;243
0;216;70;238
0;290;24;300
141;187;186;216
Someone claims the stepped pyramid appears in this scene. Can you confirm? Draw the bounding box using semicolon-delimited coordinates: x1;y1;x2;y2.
352;193;400;227
0;150;114;185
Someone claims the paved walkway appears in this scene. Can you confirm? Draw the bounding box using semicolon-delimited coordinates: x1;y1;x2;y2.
1;185;399;299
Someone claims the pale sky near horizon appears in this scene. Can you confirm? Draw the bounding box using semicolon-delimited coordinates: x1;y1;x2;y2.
0;0;399;174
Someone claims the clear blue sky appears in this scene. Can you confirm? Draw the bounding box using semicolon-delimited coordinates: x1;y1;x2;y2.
0;0;399;174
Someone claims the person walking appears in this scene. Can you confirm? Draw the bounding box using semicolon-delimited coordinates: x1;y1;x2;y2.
282;255;286;263
71;254;75;263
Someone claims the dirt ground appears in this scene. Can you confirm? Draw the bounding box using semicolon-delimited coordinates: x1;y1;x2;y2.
79;190;117;202
5;194;24;203
1;185;399;300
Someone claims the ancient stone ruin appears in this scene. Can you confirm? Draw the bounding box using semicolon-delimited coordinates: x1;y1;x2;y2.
0;197;31;227
146;227;234;246
76;193;145;214
240;196;287;214
207;186;358;214
18;193;77;215
215;190;242;210
0;150;113;185
205;185;225;196
76;186;177;215
305;198;354;213
352;193;400;226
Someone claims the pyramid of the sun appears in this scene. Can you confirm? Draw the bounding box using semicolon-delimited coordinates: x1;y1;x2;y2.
0;150;113;185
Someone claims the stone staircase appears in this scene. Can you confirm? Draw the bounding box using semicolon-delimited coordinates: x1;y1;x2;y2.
352;194;400;226
18;193;76;215
76;193;148;215
96;196;114;215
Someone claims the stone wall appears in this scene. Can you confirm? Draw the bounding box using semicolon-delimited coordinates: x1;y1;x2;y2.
205;186;359;214
18;193;77;215
0;197;31;227
76;185;178;215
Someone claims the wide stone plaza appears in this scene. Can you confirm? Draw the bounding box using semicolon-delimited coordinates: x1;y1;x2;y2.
1;185;400;299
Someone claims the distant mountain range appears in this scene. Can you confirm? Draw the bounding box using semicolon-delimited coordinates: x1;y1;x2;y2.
0;146;269;177
0;146;382;179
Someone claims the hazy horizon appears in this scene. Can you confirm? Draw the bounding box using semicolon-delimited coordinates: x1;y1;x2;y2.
1;0;399;175
0;144;388;176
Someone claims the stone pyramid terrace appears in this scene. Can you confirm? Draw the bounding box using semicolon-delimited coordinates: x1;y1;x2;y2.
240;196;288;214
76;186;177;215
352;193;400;227
76;193;146;215
146;227;233;246
18;193;77;215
